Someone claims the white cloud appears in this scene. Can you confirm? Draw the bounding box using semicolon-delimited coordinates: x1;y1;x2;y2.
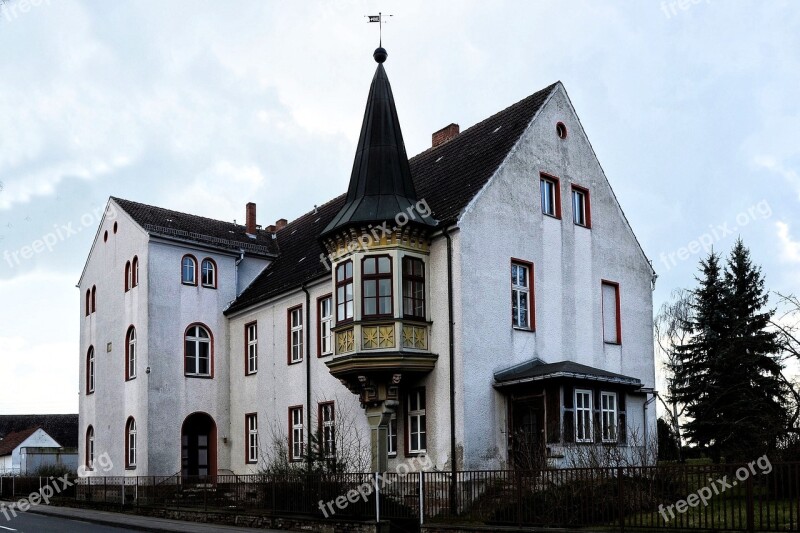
754;156;800;200
776;222;800;264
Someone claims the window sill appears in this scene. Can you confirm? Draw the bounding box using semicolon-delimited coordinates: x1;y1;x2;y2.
543;213;561;220
201;284;217;289
603;341;622;346
574;222;591;229
245;371;257;376
317;352;333;358
287;359;304;366
405;451;426;458
86;391;95;396
185;374;213;379
512;326;535;333
125;376;137;382
125;466;137;471
181;281;197;287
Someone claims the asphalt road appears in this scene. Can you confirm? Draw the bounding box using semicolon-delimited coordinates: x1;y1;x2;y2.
0;512;136;532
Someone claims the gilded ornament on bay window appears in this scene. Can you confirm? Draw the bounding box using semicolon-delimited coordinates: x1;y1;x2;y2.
362;324;395;349
336;328;355;354
402;325;428;350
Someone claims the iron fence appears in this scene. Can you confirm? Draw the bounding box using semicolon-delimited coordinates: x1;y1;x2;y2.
1;462;798;531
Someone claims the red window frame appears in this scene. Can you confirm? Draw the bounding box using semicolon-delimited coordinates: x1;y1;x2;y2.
181;254;198;286
571;183;592;229
200;258;217;289
86;346;95;394
125;417;136;470
335;260;354;324
132;256;139;287
540;172;562;219
91;285;96;313
125;326;136;381
402;257;425;319
125;261;131;292
183;323;214;378
601;280;622;345
85;426;94;470
510;258;536;331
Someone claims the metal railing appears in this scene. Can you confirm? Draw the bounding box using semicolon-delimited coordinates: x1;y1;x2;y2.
1;462;798;532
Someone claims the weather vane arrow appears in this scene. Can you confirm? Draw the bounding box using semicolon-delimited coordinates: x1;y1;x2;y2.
365;12;392;47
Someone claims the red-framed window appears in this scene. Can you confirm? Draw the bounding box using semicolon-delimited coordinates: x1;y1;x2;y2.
184;323;213;377
125;417;137;469
571;184;592;228
86;346;95;394
511;259;535;330
245;321;258;375
85;289;91;316
289;406;304;462
85;426;94;470
201;258;217;288
318;402;335;459
125;326;137;381
288;305;303;364
601;280;621;344
245;413;258;464
91;285;96;313
132;256;139;287
540;173;562;219
125;261;132;292
181;255;198;285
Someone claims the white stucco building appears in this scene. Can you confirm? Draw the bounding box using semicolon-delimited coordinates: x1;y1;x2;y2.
0;427;63;475
78;48;656;477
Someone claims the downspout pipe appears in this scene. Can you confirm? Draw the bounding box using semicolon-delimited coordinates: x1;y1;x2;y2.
302;283;312;471
442;225;457;514
643;392;657;464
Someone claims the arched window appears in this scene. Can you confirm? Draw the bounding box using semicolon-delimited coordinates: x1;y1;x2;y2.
125;417;137;469
85;289;91;316
125;261;131;292
126;327;137;380
185;324;212;377
86;426;95;470
181;255;197;285
132;256;139;287
91;286;96;313
201;259;216;288
86;346;95;394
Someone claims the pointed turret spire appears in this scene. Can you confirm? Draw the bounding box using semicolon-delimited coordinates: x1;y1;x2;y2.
322;49;435;237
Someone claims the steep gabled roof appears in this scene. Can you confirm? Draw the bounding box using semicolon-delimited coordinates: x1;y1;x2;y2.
112;197;279;257
0;414;78;449
0;427;42;456
225;83;558;314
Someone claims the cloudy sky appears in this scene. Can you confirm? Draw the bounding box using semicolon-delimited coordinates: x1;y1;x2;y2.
0;0;798;414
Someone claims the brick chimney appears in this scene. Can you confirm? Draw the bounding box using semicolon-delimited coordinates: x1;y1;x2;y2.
275;218;288;230
432;123;460;148
246;202;257;235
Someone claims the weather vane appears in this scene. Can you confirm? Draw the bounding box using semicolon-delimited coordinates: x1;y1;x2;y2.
366;12;392;47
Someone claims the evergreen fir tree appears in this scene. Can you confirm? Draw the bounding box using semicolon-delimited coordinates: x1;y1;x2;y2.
670;251;726;457
712;239;787;461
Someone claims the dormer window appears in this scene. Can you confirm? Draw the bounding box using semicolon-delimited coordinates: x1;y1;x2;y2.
362;256;392;318
336;260;354;323
181;255;197;285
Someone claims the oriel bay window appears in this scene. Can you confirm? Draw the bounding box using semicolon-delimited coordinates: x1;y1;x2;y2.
336;261;353;323
402;257;425;319
362;256;392;317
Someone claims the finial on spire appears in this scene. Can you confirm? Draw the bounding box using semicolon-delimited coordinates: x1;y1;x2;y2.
373;47;387;63
366;12;392;48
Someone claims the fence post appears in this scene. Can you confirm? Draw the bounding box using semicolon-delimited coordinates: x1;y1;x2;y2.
516;469;522;527
617;467;625;533
419;471;424;526
121;478;125;507
375;472;380;524
746;474;754;533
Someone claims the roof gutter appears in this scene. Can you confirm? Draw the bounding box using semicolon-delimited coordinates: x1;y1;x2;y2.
493;372;642;389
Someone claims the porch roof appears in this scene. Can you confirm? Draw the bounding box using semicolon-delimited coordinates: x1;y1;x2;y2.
493;358;642;389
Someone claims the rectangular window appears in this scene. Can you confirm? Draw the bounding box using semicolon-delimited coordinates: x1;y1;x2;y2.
388;414;397;457
511;260;534;330
246;322;258;375
318;296;333;357
540;174;561;218
575;389;593;443
288;306;303;364
336;261;354;323
571;184;591;228
319;402;335;459
408;388;427;454
245;413;258;464
602;281;621;344
601;392;617;442
289;406;304;461
362;256;393;317
402;257;425;319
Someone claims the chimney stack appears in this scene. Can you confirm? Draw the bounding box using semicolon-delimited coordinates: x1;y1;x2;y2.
432;123;460;148
275;218;288;230
246;202;257;235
